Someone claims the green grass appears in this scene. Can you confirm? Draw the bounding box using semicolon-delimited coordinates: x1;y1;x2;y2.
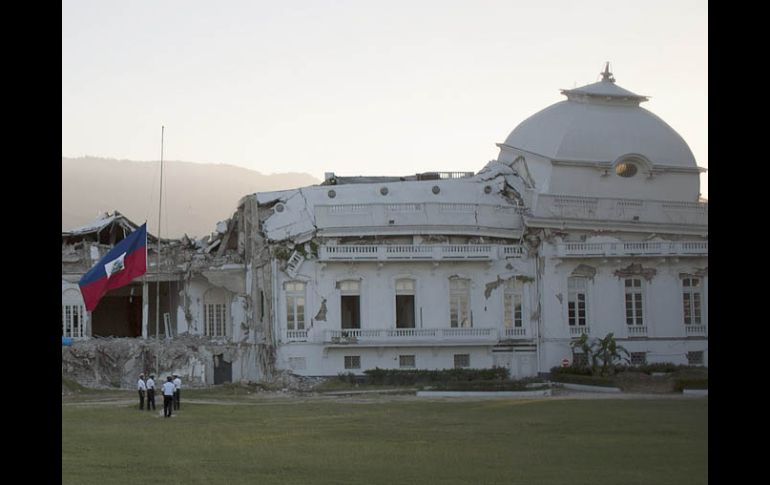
63;394;707;485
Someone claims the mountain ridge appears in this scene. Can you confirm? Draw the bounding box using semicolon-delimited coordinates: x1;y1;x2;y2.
62;156;320;238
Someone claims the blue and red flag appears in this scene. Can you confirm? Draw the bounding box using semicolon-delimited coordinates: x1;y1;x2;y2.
79;223;147;311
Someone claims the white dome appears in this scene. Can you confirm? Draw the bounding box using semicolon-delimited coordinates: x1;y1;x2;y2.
502;73;697;168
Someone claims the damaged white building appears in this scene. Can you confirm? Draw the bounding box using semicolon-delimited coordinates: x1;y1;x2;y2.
62;67;707;386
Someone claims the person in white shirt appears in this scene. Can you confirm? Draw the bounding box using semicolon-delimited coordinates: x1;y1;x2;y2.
137;373;147;410
162;376;175;418
173;374;182;410
145;374;156;411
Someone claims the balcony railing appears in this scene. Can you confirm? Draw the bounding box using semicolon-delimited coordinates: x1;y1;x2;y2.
285;329;308;341
556;241;707;258
287;324;706;344
503;327;527;338
533;194;708;227
318;244;525;262
324;327;503;344
569;326;590;337
685;325;707;336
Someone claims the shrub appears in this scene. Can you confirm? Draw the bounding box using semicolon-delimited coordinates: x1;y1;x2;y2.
637;362;679;374
363;367;508;386
336;372;358;384
550;366;592;376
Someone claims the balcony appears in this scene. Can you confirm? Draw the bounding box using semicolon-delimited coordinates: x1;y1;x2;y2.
318;244;525;262
532;194;708;228
555;241;707;258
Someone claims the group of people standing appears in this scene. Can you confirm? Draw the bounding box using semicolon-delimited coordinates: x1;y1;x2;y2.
137;373;181;417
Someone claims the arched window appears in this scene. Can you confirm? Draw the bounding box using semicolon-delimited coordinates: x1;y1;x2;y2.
503;279;523;328
624;278;644;326
449;278;471;328
682;276;702;326
284;281;306;330
567;277;588;327
204;288;228;337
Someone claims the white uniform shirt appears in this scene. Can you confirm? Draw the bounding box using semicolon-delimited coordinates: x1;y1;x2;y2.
137;379;147;391
146;377;155;390
162;381;175;396
173;377;181;390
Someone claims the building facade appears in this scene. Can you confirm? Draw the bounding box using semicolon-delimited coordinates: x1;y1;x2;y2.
62;67;707;385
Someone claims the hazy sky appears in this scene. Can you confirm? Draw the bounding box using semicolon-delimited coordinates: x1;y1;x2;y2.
62;0;708;198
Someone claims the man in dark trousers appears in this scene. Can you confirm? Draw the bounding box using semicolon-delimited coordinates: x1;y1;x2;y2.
145;374;156;411
137;373;146;410
173;374;182;410
162;376;175;418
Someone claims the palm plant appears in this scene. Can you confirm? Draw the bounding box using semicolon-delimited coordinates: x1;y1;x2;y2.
569;333;593;372
592;332;630;376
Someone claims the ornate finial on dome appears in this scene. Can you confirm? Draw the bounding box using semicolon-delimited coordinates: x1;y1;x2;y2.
601;62;615;83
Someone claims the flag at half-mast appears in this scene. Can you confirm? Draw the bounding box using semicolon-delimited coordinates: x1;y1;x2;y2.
79;223;147;311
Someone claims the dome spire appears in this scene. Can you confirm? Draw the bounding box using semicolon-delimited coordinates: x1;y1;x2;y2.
560;63;647;105
601;62;615;83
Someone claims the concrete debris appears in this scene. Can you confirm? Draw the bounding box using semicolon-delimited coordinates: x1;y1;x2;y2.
61;336;263;389
261;370;325;392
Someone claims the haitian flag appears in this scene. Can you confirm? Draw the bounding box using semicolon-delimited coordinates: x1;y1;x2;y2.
79;223;147;311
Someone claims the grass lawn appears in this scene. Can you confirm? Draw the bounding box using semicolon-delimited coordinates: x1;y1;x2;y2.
62;393;707;485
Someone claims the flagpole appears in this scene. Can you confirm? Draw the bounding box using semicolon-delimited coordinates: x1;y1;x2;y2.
156;126;164;376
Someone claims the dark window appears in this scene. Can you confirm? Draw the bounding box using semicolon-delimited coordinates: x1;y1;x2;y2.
344;355;361;369
454;354;470;368
687;351;704;365
341;295;360;329
630;352;647;366
396;295;415;328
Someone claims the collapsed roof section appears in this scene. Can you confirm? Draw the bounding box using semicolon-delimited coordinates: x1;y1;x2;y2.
62;210;244;276
62;211;163;246
320;171;476;186
249;160;532;244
